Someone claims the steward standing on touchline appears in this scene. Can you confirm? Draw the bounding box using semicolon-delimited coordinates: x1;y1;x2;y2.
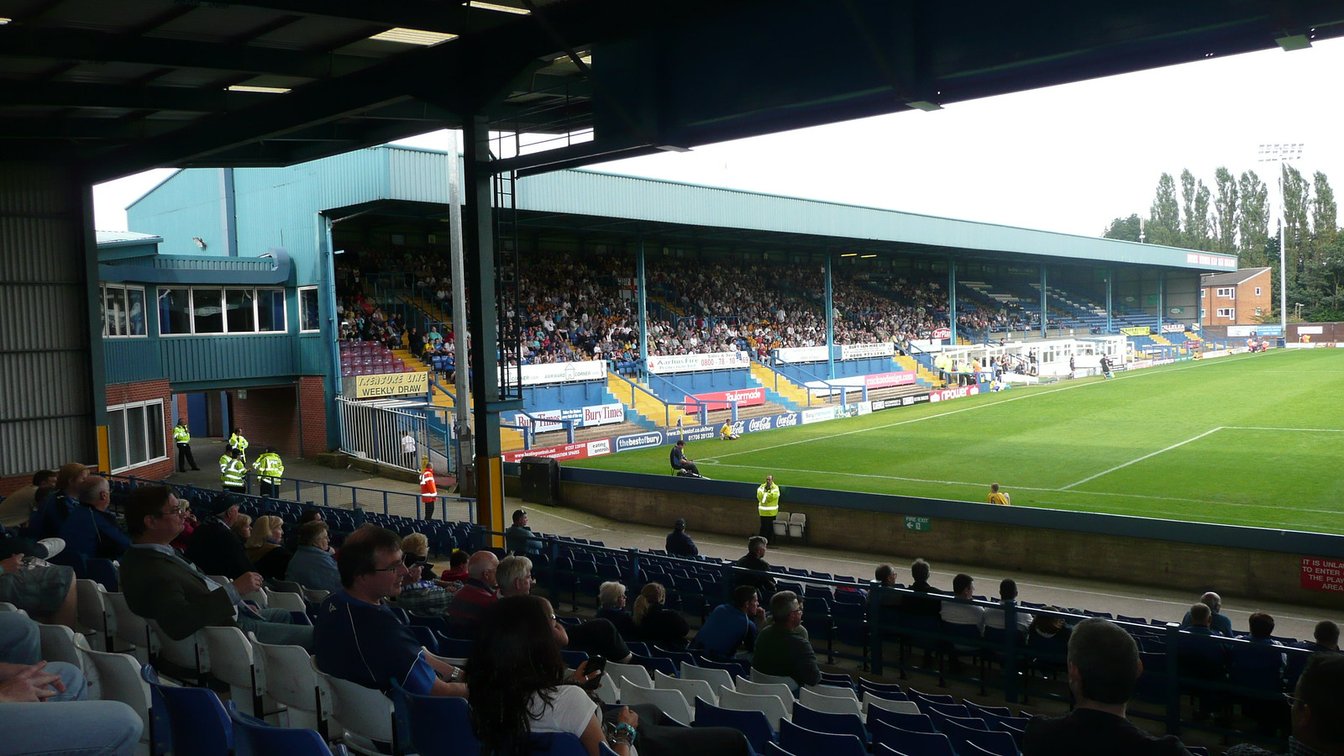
756;475;780;539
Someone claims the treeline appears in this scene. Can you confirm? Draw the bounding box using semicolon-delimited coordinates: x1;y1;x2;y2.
1103;167;1343;321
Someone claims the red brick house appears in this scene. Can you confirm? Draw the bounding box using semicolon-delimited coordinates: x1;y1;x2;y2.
1200;267;1272;326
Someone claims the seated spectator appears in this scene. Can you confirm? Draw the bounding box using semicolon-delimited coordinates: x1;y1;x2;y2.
1022;618;1193;755
1308;620;1339;653
437;549;469;584
0;469;55;528
446;551;499;635
1181;591;1233;636
751;590;820;689
314;526;466;697
498;555;632;663
30;463;88;539
244;515;293;581
285;520;340;594
694;585;764;661
504;509;543;556
0;611;143;755
466;595;750;756
596;581;637;639
941;573;985;629
57;476;130;563
394;536;453;618
283;509;322;552
400;533;439;581
665;518;699;558
632;582;689;649
734;536;777;598
1177;603;1225;718
0;533;78;629
184;495;254;579
230;512;252;543
903;557;943;617
985;577;1033;634
120;486;313;650
1227;654;1344;756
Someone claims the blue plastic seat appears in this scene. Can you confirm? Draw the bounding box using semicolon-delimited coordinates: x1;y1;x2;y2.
937;718;1019;756
778;719;866;756
632;654;678;678
868;721;956;756
791;703;868;745
389;679;480;756
229;702;343;755
694;697;776;754
141;663;233;756
868;709;937;734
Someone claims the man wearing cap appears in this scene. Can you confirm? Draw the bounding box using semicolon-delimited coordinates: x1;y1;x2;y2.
504;509;543;556
665;519;700;558
120;485;313;650
184;494;253;579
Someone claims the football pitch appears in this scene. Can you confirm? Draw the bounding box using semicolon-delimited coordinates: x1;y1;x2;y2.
571;350;1344;535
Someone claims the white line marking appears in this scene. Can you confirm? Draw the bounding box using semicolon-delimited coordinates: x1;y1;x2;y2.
712;352;1262;463
1225;426;1344;433
1060;427;1225;490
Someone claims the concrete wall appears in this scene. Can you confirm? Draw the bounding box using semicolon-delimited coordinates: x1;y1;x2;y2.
553;470;1344;611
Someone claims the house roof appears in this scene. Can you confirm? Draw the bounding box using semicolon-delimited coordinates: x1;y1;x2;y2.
1200;267;1272;287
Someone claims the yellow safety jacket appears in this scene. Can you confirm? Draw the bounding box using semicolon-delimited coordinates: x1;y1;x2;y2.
756;483;780;517
173;425;190;444
228;433;249;455
219;455;247;488
252;452;285;484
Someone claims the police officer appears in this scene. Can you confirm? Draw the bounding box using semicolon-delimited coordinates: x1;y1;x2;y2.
173;419;199;472
756;474;780;539
228;427;249;463
252;446;285;499
219;447;247;494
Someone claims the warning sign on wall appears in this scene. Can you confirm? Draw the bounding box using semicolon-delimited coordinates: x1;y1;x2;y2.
1300;557;1344;592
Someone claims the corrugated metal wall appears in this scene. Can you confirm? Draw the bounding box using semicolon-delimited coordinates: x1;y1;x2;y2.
0;163;99;475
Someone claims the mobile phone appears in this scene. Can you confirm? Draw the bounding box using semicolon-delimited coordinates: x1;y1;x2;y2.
585;654;606;675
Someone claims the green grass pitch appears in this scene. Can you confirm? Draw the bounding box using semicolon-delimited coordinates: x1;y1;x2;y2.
571;350;1344;534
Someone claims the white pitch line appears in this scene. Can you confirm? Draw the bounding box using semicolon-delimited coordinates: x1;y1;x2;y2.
1060;427;1225;490
1224;426;1344;433
712;352;1261;463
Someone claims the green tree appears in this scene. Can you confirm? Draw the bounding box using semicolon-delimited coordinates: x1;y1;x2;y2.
1212;167;1238;254
1237;170;1269;266
1281;165;1311;293
1190;181;1213;250
1148;173;1181;246
1103;214;1142;242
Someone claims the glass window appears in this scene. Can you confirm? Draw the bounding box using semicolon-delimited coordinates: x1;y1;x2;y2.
193;289;224;333
107;399;168;473
1254;287;1262;296
225;289;255;333
159;288;192;335
126;287;146;336
102;285;149;338
257;289;286;332
300;287;320;332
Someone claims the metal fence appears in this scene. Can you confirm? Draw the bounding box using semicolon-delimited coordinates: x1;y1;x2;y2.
336;397;454;474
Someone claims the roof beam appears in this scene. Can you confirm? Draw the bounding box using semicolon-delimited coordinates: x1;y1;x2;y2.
202;0;512;35
0;25;373;78
0;81;272;112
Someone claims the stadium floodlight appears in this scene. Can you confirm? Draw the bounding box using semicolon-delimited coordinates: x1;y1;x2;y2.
1257;142;1305;341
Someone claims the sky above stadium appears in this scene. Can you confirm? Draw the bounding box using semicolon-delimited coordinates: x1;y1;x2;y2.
95;37;1344;239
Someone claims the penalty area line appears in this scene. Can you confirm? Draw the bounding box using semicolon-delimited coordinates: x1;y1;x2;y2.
1059;427;1225;491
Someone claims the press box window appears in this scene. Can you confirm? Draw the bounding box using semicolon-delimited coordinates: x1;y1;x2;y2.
107;399;167;473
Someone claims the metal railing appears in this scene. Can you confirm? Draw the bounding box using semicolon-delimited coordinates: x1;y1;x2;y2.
336;396;451;473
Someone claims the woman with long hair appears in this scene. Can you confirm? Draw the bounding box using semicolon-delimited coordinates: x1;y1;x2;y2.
631;583;689;649
467;595;747;756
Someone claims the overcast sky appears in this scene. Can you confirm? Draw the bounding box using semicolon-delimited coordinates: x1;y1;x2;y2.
95;37;1344;238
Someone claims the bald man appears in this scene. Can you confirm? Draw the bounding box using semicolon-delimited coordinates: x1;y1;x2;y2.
445;551;498;635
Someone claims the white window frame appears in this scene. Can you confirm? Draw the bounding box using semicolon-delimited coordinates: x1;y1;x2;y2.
159;286;290;336
1216;287;1235;299
107;399;168;473
1216;307;1235;319
1254;287;1262;296
1200;289;1206;299
299;286;321;333
101;283;148;338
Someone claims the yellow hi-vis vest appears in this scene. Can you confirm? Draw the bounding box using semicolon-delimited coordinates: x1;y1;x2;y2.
252;453;284;484
173;425;190;443
756;483;780;517
220;455;246;488
228;433;249;454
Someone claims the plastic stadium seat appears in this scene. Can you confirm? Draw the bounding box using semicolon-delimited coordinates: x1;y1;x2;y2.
78;647;153;754
778;720;866;756
787;513;806;538
867;695;923;716
202;626;265;718
607;660;653;690
230;702;343;756
751;668;799;690
764;743;797;756
142;663;233;756
791;703;869;746
631;654;678;678
734;676;796;704
695;655;750;679
682;662;735;693
867;708;937;734
869;720;956;756
314;657;399;753
798;686;862;716
389;679;479;756
936;718;1019;756
694;698;775;754
718;687;791;732
655;669;718;707
620;678;694;725
773;514;789;538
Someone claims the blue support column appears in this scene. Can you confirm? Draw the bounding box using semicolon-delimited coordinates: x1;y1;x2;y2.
1156;272;1165;334
948;258;958;345
825;252;835;379
1040;266;1048;339
1106;269;1114;334
637;243;649;383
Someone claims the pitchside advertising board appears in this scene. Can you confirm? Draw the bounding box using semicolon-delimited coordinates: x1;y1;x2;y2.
506;402;625;433
685;387;765;412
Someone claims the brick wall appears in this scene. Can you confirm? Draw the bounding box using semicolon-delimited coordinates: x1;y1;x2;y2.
106;378;175;481
228;377;328;459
